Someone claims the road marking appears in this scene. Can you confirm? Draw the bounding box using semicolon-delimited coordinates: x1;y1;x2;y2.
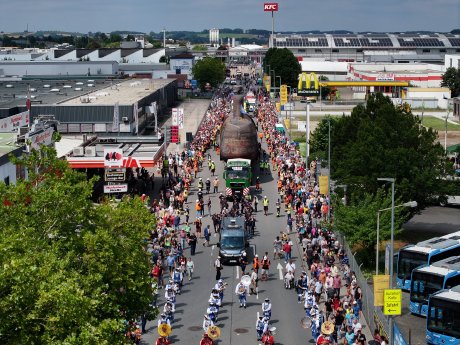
277;263;284;280
236;266;240;279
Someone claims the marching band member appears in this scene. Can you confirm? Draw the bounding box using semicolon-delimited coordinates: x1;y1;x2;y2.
235;279;249;308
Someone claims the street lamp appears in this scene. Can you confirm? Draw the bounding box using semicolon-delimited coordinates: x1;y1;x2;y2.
270;70;275;93
444;98;452;152
336;184;348;205
327;115;331;219
276;76;281;96
376;200;417;275
377;177;395;345
305;100;310;163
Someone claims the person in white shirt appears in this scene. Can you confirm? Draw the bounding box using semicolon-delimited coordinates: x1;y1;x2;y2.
202;314;214;333
285;260;296;275
262;298;272;320
235;281;249;308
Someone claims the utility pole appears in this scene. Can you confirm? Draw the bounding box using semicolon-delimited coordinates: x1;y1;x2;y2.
162;28;166;49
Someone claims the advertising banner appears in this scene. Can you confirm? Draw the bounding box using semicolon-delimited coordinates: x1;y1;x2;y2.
0;110;30;132
373;275;390;306
280;84;288;105
112;102;120;132
178;108;184;129
172;108;178;126
104;184;128;194
26;127;54;150
133;102;139;134
319;175;329;195
103;148;123;168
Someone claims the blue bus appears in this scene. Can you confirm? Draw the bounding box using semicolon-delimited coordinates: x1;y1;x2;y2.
426;285;460;345
397;231;460;291
410;256;460;317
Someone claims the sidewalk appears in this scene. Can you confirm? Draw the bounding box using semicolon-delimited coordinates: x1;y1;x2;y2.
165;99;211;154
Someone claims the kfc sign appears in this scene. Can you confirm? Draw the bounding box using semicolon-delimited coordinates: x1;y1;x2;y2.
264;2;279;11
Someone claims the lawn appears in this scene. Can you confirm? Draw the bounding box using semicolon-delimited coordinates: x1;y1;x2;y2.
422;116;460;131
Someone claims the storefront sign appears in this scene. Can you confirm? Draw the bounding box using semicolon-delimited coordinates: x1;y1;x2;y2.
104;184;128;194
0;110;29;132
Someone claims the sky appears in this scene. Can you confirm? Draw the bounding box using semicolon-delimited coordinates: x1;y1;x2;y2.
1;0;459;34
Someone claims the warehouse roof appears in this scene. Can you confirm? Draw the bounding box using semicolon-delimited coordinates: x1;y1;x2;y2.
61;78;175;106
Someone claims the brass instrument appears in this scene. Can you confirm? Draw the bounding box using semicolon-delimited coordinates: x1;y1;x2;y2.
321;321;334;335
240;275;251;286
207;325;220;340
300;317;312;329
157;323;172;337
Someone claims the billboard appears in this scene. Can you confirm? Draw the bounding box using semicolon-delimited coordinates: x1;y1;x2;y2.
178;108;184;129
0;110;30;132
264;3;279;11
104;184;128;193
26;127;54;150
297;72;320;96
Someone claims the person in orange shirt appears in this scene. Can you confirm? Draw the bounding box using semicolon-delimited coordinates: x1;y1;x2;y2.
253;254;260;274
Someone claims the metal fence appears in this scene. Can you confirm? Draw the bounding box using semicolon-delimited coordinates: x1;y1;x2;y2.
336;233;391;339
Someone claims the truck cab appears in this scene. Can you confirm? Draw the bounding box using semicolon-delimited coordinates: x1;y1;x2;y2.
218;217;248;264
223;158;252;199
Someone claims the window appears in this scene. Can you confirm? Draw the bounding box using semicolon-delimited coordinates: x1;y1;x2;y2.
422;49;430;53
440;49;446;53
315;49;322;53
357;49;363;53
332;49;339;53
298;49;305;53
4;176;9;186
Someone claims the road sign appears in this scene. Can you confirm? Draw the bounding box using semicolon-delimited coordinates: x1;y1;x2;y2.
373;275;390;306
384;289;402;315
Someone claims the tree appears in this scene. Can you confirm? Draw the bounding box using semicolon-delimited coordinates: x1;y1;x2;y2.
310;93;453;209
333;189;409;264
441;67;460;97
192;57;225;89
109;33;122;43
262;48;301;88
0;146;156;344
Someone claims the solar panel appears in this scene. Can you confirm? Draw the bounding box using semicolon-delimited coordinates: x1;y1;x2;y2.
449;38;460;47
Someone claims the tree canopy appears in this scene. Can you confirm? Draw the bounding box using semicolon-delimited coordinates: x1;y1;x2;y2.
263;48;301;88
0;147;156;345
441;67;460;97
192;57;226;89
310;93;453;209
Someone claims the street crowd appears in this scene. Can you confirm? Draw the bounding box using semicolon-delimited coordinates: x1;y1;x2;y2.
254;95;386;345
121;79;385;345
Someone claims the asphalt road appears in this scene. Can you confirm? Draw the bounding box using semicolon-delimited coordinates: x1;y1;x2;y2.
141;132;313;344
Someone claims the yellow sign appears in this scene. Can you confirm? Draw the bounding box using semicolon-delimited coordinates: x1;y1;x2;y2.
298;72;319;91
263;75;271;93
275;102;280;112
383;289;402;315
280;84;288;105
373;275;390;307
319;175;329;195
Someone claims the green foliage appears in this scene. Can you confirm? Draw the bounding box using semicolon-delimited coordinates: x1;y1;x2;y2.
263;48;301;88
311;93;453;209
192;57;226;89
309;116;339;161
0;146;156;345
441;67;460;97
333;189;408;254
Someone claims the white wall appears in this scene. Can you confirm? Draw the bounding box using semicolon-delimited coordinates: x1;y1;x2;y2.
300;60;349;73
445;54;460;69
0;161;18;185
0;61;118;76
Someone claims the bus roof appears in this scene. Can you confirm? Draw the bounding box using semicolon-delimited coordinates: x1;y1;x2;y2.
402;231;460;254
431;285;460;301
415;256;460;276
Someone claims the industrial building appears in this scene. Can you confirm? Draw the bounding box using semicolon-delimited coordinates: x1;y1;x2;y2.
272;33;460;63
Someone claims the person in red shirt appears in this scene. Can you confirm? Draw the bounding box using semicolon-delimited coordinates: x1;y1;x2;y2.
282;242;292;262
261;330;275;345
199;333;214;345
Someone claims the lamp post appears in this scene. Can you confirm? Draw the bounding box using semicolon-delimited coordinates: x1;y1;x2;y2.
444;99;452;152
305;101;310;163
376;200;417;275
276;76;281;97
377;177;395;345
327;115;331;220
270;70;275;94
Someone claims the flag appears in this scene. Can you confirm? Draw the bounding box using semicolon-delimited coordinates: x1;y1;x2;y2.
133;102;139;134
112;102;120;132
